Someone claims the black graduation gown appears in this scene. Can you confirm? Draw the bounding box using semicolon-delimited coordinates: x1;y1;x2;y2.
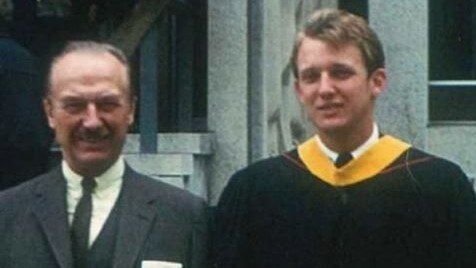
215;135;476;268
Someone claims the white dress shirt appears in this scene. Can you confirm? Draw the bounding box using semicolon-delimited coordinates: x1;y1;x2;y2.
63;156;124;247
316;123;380;163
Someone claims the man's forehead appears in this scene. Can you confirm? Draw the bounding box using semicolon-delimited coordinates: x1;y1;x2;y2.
53;51;123;72
298;38;364;65
301;37;361;54
56;87;123;99
50;51;128;87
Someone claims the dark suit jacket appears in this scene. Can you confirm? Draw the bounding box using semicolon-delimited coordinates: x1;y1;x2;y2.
0;164;209;268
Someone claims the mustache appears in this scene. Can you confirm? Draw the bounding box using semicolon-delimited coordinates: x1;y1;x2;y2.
77;128;109;141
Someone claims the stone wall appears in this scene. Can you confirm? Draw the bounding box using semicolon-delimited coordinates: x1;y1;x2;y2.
207;0;337;204
370;0;428;149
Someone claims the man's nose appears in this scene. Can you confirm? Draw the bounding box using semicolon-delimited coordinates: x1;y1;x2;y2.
319;72;336;96
318;72;336;98
82;103;102;128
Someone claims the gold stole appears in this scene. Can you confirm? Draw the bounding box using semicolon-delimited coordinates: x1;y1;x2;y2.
297;135;411;186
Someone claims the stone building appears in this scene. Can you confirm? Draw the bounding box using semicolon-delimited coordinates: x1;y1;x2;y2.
174;0;476;203
123;0;476;204
17;0;475;203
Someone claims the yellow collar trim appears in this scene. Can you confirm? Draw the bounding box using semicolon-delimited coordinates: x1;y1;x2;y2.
297;135;411;186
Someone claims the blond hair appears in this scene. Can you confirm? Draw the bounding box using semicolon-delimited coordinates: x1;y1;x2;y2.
291;8;385;78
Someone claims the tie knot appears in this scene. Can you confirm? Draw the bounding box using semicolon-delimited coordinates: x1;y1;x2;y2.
81;178;97;194
335;153;353;168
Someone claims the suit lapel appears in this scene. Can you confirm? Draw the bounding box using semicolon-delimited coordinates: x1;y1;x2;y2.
112;166;158;268
32;167;73;268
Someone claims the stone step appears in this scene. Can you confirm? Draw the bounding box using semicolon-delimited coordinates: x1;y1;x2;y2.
124;133;214;155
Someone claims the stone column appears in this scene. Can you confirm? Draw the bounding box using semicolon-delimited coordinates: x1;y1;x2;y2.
208;0;249;204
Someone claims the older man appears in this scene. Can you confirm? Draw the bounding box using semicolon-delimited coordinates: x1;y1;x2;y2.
215;9;476;268
0;41;208;268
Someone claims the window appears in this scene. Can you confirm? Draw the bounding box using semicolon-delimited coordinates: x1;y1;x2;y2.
339;0;368;19
429;0;476;121
125;0;208;133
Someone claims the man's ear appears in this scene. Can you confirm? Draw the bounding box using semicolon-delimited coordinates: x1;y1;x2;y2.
370;68;387;98
127;96;137;126
43;97;56;128
294;79;305;104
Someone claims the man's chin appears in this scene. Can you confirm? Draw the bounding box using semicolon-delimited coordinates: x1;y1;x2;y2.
314;119;348;133
72;153;117;175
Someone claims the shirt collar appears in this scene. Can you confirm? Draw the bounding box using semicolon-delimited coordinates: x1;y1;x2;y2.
62;156;125;193
316;123;379;162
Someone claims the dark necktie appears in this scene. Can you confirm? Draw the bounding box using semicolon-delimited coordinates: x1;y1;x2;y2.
71;178;96;268
335;153;353;168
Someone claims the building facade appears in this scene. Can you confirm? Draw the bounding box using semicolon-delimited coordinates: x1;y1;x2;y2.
126;0;476;204
20;0;473;204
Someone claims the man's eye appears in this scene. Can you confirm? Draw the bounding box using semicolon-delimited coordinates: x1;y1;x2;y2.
301;70;320;83
97;101;121;112
331;68;354;79
62;102;86;113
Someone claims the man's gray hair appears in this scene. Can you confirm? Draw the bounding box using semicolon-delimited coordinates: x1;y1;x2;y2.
47;41;133;99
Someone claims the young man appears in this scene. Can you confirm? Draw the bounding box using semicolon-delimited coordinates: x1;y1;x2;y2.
0;41;208;268
215;9;476;268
